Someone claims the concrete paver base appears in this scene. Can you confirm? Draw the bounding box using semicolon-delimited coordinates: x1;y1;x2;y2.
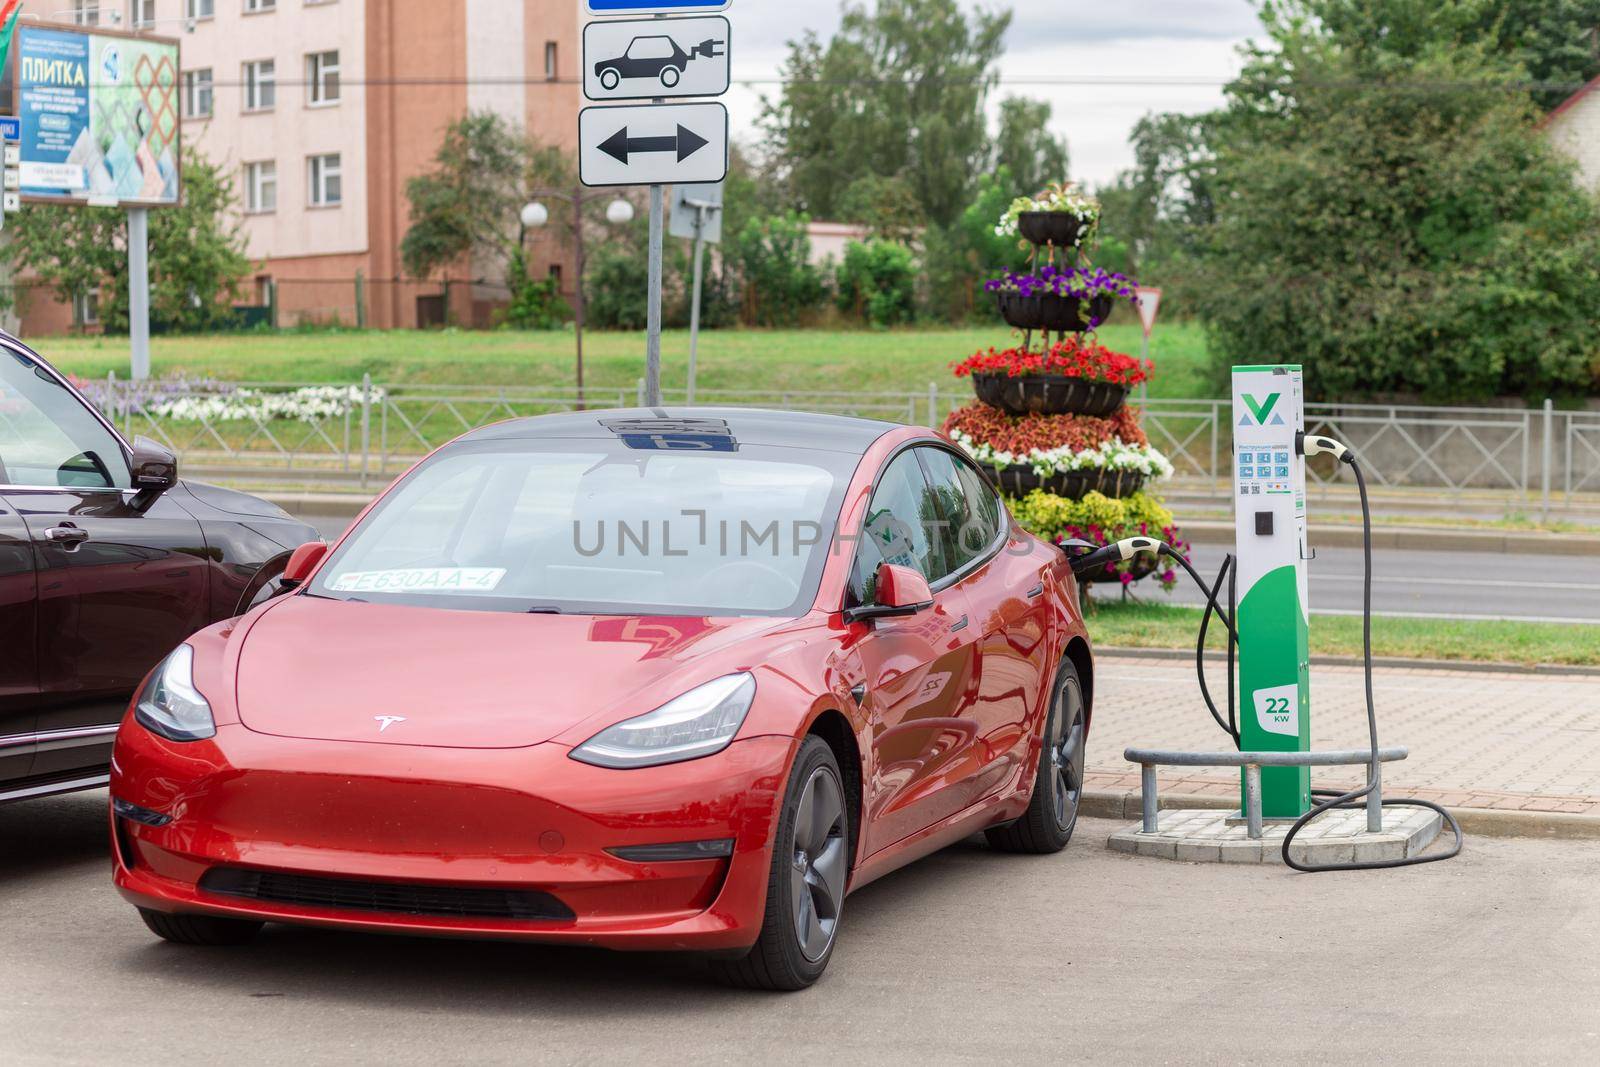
1107;806;1442;865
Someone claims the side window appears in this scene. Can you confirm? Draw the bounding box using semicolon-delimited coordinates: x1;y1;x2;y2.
918;447;1003;574
0;352;130;489
848;451;947;605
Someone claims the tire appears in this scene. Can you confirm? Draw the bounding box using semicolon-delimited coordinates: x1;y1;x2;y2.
710;736;849;991
138;908;263;946
660;66;681;89
600;68;621;91
986;657;1086;854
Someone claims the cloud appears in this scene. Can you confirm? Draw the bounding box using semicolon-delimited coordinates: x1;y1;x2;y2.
725;1;1258;190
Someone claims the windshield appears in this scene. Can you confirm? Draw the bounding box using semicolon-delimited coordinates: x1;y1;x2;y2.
310;440;853;616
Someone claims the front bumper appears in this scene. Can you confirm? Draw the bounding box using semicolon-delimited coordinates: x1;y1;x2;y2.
111;723;796;951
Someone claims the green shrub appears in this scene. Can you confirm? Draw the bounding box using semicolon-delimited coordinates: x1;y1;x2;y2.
835;239;918;327
728;211;828;327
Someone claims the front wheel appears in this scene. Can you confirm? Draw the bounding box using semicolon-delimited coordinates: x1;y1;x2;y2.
599;68;621;91
986;657;1085;854
710;736;849;991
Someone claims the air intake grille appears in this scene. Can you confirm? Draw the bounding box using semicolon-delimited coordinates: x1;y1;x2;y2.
199;868;574;922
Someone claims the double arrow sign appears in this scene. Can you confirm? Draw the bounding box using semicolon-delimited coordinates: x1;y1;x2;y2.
578;7;730;188
598;124;708;165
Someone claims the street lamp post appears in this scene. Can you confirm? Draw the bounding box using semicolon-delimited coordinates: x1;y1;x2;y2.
522;190;635;411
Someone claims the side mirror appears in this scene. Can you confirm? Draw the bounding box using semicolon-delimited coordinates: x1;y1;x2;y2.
843;562;934;625
129;436;177;511
280;542;329;590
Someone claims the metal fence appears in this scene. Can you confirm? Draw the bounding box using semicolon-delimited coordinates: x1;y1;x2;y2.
87;374;1599;506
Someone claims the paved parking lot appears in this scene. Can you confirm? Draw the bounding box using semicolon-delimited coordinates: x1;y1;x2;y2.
4;790;1598;1064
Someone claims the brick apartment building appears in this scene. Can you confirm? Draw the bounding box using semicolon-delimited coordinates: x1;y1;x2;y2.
14;0;581;334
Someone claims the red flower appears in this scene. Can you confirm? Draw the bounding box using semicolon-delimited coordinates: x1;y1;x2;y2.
950;337;1153;387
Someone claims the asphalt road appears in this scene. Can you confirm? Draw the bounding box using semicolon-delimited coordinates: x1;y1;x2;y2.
1098;542;1600;625
5;789;1598;1065
302;513;1600;626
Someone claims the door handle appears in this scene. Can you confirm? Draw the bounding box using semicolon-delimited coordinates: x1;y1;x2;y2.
950;614;969;632
46;525;90;546
1026;582;1045;599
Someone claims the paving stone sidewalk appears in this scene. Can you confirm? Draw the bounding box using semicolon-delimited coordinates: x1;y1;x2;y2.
1085;655;1600;816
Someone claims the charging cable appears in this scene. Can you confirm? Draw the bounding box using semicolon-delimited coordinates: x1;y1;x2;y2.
1063;439;1463;871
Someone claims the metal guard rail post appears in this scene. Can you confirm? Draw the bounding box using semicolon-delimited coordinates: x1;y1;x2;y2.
1124;747;1410;840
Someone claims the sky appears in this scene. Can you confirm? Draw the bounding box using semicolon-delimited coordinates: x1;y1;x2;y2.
725;0;1265;189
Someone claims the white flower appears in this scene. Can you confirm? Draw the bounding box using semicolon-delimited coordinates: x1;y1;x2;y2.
949;430;1171;482
148;385;388;424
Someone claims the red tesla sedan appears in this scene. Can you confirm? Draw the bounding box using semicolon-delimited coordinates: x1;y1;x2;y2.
110;410;1094;989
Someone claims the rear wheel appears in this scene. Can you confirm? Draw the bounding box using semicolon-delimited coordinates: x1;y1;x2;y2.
138;908;263;946
710;736;848;991
660;66;682;89
986;657;1085;854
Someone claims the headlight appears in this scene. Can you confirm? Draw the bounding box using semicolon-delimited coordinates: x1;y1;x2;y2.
570;673;756;769
134;645;216;742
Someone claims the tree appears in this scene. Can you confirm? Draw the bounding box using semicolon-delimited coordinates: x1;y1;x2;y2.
761;0;1011;226
993;97;1070;196
1192;1;1600;401
2;147;251;332
401;112;571;298
728;212;828;326
837;174;923;243
1305;0;1600;110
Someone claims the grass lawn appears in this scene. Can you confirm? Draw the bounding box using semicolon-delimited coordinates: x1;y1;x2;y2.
1085;601;1600;668
34;321;1216;400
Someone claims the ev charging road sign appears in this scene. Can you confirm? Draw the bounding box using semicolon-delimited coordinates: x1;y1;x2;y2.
585;1;730;14
1232;364;1312;819
579;102;729;188
584;16;729;101
0;116;18;229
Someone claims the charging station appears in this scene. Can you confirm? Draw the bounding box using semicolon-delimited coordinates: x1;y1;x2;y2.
1231;365;1312;819
1070;365;1464;870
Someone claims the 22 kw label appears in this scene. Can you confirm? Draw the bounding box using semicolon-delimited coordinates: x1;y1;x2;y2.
1253;683;1300;737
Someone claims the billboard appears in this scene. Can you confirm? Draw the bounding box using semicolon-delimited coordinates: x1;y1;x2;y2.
14;24;180;206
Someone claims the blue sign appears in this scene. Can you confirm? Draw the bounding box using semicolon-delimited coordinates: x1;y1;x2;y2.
0;117;19;143
17;28;90;199
586;1;730;13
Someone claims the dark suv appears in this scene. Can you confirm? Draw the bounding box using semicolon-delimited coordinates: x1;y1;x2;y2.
0;334;319;804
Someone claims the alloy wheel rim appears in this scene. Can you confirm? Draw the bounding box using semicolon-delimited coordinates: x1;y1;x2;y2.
1048;678;1085;831
791;766;847;963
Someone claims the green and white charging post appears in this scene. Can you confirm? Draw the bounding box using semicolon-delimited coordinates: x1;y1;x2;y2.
1232;365;1312;818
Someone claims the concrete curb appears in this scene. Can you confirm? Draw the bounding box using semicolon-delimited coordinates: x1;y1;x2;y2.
1180;518;1600;557
266;493;373;520
1082;789;1600;841
1096;645;1600;678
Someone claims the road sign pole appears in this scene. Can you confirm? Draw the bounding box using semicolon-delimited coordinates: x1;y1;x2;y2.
687;203;707;404
1139;332;1149;405
645;183;665;407
128;207;151;381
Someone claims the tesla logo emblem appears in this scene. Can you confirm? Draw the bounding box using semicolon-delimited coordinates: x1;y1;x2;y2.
374;716;407;733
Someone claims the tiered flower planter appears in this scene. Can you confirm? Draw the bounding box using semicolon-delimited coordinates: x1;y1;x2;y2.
941;183;1188;592
970;372;1128;418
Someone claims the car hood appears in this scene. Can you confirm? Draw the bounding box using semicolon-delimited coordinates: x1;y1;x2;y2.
234;595;797;749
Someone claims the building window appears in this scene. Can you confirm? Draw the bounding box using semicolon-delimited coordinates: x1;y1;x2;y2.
183;69;214;119
306;51;340;105
186;0;215;18
70;1;101;25
244;60;276;111
548;264;563;286
545;42;559;81
132;0;156;26
308;153;341;207
74;289;101;327
245;161;277;213
244;0;276;12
